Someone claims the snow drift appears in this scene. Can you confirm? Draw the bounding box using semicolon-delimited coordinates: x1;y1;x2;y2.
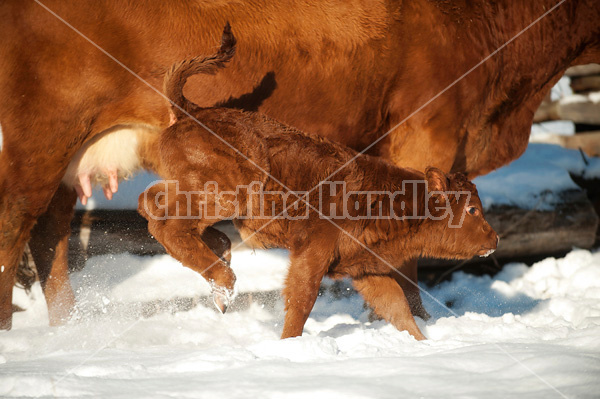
2;249;599;398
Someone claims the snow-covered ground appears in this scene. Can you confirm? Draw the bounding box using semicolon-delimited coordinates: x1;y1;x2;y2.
2;248;600;398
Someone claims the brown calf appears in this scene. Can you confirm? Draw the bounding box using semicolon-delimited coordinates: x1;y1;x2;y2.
138;27;499;339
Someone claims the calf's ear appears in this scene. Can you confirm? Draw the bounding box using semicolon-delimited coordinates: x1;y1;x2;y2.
425;167;448;192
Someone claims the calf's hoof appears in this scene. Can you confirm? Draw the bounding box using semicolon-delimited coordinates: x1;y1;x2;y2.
0;317;12;331
412;306;431;321
211;284;235;314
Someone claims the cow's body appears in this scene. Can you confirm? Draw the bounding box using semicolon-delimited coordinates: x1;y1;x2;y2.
0;0;598;329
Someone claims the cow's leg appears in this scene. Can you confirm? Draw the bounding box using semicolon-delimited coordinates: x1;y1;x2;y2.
281;246;331;339
28;184;77;326
0;169;66;330
392;259;430;320
0;106;93;330
352;274;426;340
0;208;36;330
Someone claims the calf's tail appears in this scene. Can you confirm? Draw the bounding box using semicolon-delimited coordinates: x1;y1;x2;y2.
163;23;236;121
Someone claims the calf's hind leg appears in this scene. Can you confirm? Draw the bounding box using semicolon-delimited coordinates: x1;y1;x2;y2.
392;259;430;320
201;226;232;266
352;274;426;340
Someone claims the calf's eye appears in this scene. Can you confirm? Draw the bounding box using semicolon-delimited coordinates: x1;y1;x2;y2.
467;206;478;215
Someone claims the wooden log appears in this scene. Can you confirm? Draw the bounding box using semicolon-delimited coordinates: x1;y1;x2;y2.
533;100;559;122
68;188;599;270
533;93;560;123
561;131;600;157
555;96;600;124
533;93;600;124
484;190;597;257
530;131;600;157
570;75;600;92
565;64;600;77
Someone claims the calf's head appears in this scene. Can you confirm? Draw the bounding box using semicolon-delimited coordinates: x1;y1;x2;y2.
422;167;498;259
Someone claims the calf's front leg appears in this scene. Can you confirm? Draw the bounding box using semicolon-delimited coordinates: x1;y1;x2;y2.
281;246;332;339
139;184;236;313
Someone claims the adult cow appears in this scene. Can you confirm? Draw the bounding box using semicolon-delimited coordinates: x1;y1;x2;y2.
0;0;598;331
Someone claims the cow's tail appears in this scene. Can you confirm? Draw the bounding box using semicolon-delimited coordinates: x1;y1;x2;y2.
163;22;236;122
